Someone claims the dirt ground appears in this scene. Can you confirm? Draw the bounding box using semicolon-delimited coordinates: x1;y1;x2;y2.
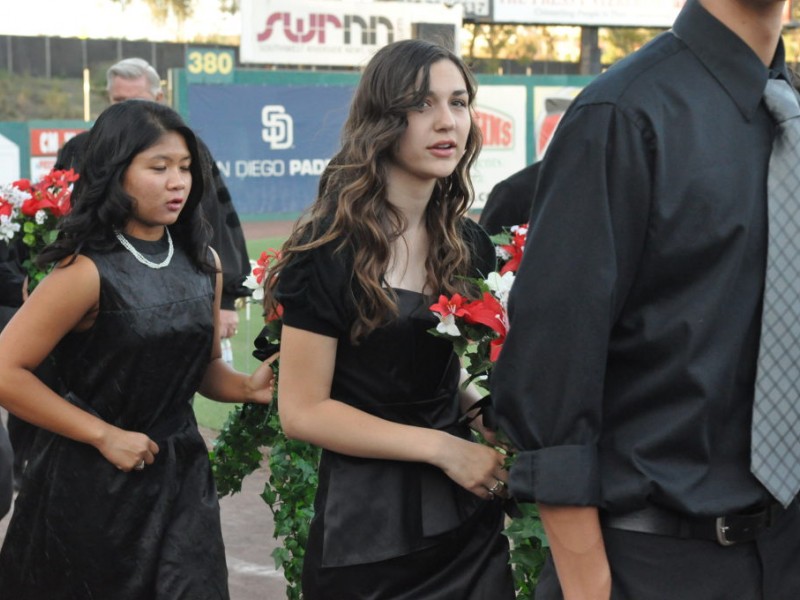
241;220;294;241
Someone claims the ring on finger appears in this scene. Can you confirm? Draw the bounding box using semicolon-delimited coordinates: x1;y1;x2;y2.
489;479;505;495
134;459;146;471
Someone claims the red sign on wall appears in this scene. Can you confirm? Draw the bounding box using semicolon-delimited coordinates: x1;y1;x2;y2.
29;129;86;157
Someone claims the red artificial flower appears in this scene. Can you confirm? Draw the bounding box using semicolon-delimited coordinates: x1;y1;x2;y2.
267;303;284;322
12;179;32;193
20;194;57;217
463;292;509;362
16;169;78;219
488;338;505;363
463;292;507;337
253;248;281;285
0;199;12;218
430;293;469;319
498;228;527;275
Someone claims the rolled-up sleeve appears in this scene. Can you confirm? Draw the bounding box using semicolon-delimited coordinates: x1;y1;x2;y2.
491;100;652;505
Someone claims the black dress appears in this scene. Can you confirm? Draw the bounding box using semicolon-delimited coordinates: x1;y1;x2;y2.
275;219;515;600
0;235;230;600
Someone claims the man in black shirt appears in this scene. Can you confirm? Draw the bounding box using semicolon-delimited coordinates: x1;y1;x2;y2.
492;0;800;598
478;161;540;235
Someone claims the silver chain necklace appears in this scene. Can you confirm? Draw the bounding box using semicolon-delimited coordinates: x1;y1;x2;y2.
114;229;174;269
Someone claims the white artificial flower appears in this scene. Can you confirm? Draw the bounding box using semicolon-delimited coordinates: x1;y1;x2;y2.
510;224;529;236
0;184;27;208
485;270;516;309
436;313;461;337
495;246;511;262
243;273;265;302
0;215;21;242
35;209;47;225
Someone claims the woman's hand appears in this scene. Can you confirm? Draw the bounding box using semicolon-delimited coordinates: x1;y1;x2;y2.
94;425;159;472
245;353;278;405
434;433;509;500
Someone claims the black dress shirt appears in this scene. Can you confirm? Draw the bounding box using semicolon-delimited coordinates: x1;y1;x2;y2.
492;0;784;516
479;162;541;235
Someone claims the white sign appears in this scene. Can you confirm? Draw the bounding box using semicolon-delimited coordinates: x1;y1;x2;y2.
494;0;686;27
471;85;528;210
30;157;56;183
386;0;491;20
0;134;20;184
241;0;464;67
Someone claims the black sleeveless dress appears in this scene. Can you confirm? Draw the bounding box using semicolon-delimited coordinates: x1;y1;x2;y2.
0;234;229;600
274;219;515;600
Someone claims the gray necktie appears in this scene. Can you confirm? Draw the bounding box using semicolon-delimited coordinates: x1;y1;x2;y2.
752;78;800;508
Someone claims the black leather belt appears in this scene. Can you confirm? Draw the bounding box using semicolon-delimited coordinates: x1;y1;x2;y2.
600;503;782;546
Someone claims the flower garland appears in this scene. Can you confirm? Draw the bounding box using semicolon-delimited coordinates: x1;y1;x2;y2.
0;169;79;290
212;248;313;600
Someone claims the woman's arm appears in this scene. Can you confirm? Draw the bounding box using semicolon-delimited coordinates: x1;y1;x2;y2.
197;249;274;404
538;504;612;600
0;256;158;471
278;324;508;499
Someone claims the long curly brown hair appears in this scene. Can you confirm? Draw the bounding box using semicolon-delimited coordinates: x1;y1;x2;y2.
265;39;483;342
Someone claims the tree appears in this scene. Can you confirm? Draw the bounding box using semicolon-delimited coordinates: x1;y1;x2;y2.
109;0;195;21
600;28;665;65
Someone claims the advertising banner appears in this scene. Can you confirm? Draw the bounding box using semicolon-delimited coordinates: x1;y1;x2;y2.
472;85;528;209
240;0;463;67
29;127;86;181
532;85;584;160
0;133;21;184
188;83;354;216
494;0;686;27
392;0;492;21
188;81;529;216
181;72;593;218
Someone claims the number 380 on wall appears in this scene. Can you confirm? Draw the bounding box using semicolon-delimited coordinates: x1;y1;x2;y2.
186;48;235;83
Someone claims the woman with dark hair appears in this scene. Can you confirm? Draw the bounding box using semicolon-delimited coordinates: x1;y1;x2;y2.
0;100;273;599
264;40;515;598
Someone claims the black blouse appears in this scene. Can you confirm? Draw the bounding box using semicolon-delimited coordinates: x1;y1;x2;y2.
274;217;497;567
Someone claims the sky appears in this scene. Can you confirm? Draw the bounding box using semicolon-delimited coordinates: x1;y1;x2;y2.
2;0;241;41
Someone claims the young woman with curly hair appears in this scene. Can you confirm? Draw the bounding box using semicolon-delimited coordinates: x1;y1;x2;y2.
264;39;515;599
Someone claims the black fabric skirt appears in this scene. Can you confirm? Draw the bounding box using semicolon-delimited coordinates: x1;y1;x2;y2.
302;500;515;600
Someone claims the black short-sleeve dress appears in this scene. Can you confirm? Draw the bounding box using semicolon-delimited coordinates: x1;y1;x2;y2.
275;219;515;599
0;235;229;600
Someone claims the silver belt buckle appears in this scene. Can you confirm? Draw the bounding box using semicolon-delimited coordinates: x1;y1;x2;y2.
715;516;736;546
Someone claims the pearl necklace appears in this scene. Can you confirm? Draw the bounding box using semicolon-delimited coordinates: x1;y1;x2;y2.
114;229;174;269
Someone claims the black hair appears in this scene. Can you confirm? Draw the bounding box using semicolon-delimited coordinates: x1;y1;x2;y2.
38;100;213;273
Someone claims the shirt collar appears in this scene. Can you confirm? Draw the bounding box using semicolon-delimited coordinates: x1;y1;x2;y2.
672;0;788;121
